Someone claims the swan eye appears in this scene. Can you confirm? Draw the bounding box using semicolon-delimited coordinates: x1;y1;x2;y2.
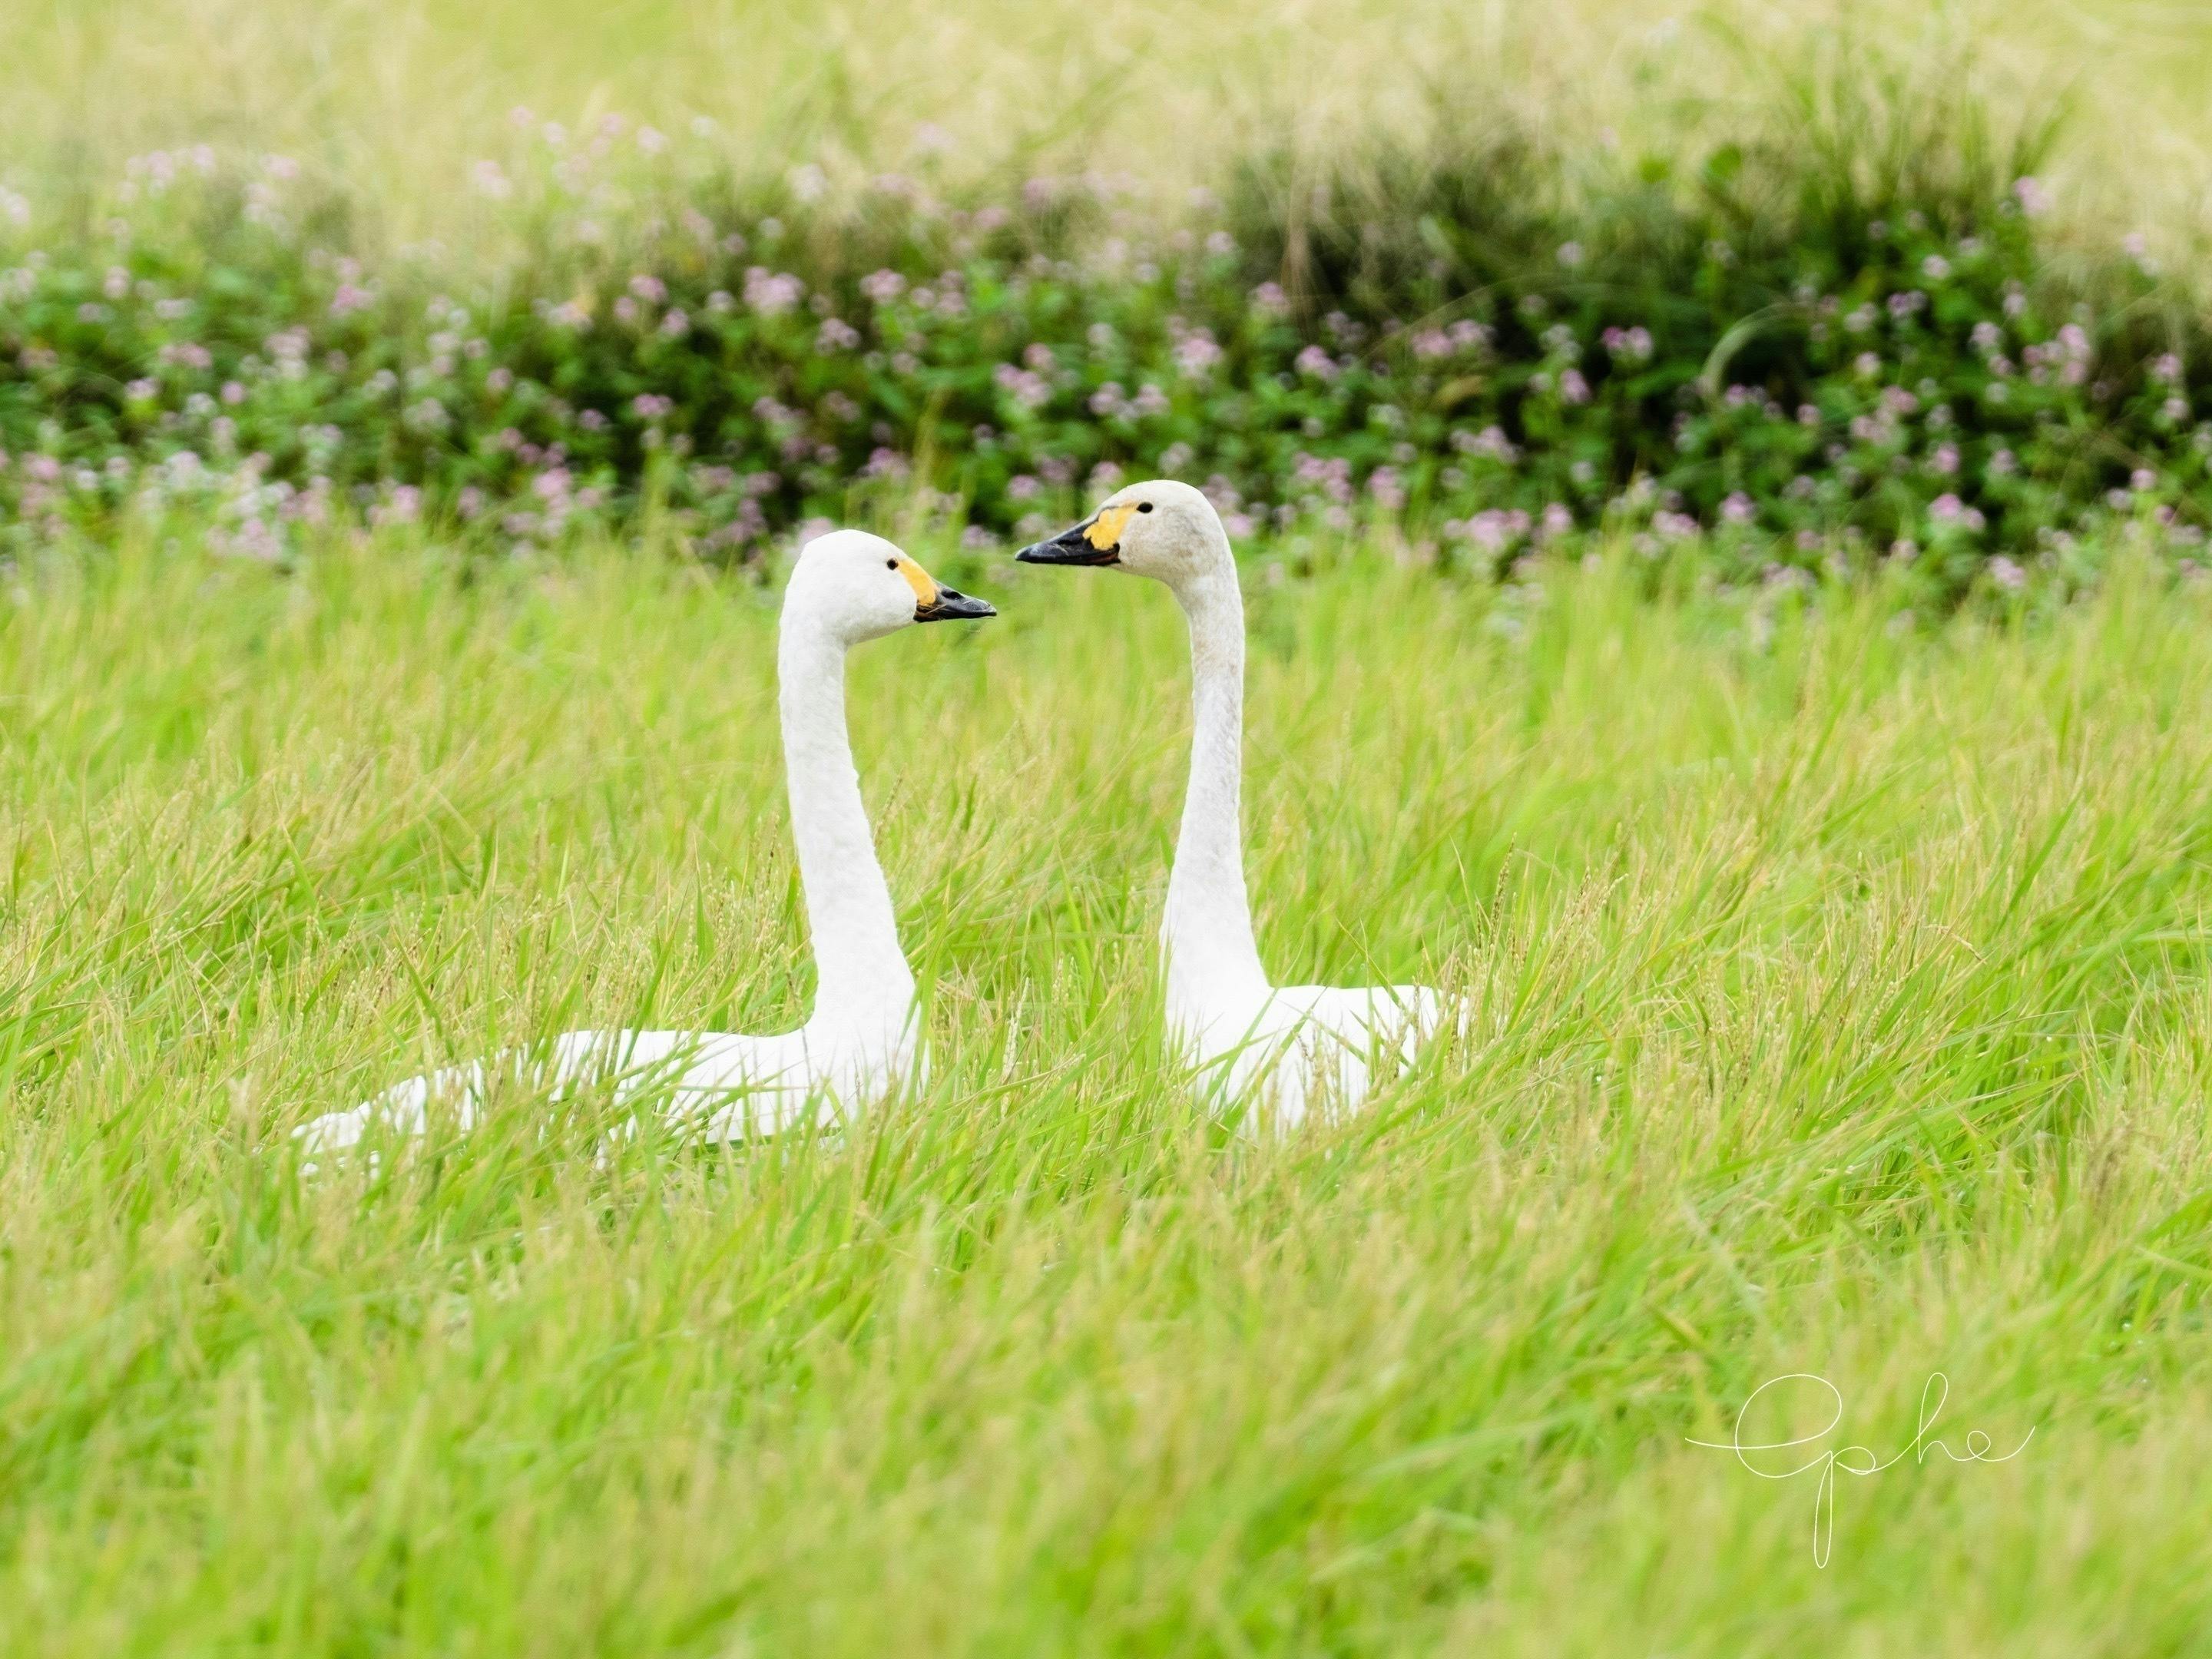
1137;502;1154;512
886;558;898;569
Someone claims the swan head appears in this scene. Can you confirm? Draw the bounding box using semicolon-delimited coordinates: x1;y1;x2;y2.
787;529;995;643
1015;478;1227;588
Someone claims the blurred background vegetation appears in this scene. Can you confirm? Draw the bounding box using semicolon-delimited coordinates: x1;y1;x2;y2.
5;0;2212;596
12;0;2211;250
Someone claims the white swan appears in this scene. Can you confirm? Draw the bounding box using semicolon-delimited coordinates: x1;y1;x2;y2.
296;531;994;1164
1018;480;1452;1129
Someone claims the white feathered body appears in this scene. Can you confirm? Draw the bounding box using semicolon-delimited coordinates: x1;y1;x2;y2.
1171;981;1445;1131
294;1009;916;1164
297;531;969;1168
1101;482;1462;1131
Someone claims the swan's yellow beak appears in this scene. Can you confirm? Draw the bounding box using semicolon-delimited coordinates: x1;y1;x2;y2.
1017;502;1135;567
896;555;995;623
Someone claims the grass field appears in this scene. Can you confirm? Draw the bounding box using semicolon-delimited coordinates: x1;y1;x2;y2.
5;528;2210;1652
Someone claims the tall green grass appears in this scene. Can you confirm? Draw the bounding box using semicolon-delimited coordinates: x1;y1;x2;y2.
3;528;2209;1652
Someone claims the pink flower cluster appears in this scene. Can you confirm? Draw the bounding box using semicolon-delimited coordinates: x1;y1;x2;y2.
743;267;804;316
1411;320;1492;361
1445;508;1533;554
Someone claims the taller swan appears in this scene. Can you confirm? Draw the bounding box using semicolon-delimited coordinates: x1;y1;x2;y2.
1018;481;1449;1128
296;531;994;1163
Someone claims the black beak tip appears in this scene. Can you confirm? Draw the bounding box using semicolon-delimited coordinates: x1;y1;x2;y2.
1015;531;1118;568
916;587;996;623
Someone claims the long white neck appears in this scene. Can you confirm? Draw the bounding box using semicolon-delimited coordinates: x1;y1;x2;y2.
777;618;916;1027
1164;558;1270;1012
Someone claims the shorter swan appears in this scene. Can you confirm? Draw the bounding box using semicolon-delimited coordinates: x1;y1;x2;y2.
1019;481;1454;1129
296;531;994;1164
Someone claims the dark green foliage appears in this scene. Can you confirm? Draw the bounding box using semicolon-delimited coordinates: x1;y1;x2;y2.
2;99;2207;594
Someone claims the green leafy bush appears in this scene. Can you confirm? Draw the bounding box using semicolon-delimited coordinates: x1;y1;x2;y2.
2;97;2206;596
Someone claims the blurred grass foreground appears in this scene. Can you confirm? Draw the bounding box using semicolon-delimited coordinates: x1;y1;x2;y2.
3;0;2212;595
